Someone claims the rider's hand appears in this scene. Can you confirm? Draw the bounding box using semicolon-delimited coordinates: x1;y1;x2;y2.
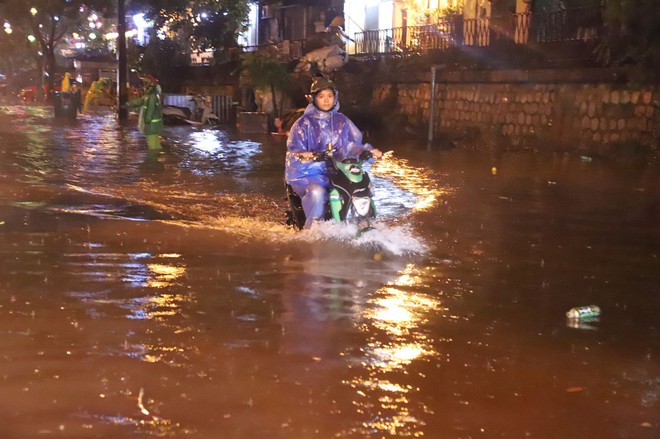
370;148;383;159
298;151;315;160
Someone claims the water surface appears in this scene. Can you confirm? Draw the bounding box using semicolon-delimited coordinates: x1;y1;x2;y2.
0;101;658;438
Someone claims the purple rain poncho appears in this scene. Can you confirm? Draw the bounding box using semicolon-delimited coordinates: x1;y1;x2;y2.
284;102;374;186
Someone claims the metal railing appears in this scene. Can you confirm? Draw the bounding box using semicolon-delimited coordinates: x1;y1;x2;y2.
349;5;604;56
533;6;605;43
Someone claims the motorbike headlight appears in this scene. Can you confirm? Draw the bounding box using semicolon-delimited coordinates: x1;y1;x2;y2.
352;197;371;216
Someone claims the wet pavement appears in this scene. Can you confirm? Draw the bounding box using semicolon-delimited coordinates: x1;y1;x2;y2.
0;100;658;438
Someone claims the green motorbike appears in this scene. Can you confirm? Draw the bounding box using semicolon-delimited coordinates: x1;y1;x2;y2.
285;149;376;235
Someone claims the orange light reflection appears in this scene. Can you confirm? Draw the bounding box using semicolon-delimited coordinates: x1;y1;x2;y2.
347;263;442;437
371;151;448;211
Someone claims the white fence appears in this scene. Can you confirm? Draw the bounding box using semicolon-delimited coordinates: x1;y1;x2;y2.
162;94;234;122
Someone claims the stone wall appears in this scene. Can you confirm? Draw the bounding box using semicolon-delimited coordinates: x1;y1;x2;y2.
370;69;659;156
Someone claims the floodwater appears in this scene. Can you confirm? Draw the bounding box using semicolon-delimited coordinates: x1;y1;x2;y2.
0;101;658;439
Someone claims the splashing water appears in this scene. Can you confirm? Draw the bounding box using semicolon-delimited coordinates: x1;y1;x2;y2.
162;213;428;257
282;220;428;256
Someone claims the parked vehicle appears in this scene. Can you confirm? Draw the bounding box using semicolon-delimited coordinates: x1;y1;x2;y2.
161;104;193;125
190;94;220;125
18;84;60;102
162;94;219;126
294;45;348;75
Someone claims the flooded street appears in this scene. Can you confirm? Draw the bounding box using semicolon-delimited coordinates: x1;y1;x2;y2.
0;101;658;439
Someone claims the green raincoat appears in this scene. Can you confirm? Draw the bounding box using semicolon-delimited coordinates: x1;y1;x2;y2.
129;85;163;136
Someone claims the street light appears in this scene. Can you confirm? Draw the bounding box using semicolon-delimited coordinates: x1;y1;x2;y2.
117;0;128;120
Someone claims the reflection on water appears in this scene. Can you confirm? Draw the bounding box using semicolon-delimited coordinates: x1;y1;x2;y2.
346;263;441;437
1;101;659;438
176;128;263;177
96;413;180;438
371;151;449;213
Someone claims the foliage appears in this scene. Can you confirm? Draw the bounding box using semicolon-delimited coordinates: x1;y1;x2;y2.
128;0;251;53
139;32;189;75
239;50;291;116
240;51;290;91
0;23;34;79
0;0;115;96
596;0;660;80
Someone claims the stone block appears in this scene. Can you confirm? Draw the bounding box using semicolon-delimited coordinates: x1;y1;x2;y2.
611;91;621;105
588;102;596;118
621;91;630;104
631;91;640;104
642;92;652;105
608;119;617;130
579;102;587;114
617;119;626;130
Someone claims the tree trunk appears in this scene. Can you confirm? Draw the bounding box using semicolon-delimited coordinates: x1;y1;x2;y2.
45;46;56;102
270;82;279;118
36;58;45;102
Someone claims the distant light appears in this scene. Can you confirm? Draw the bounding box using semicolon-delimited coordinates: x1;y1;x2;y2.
89;22;96;29
133;13;147;29
27;35;36;42
201;12;208;19
30;8;38;16
89;33;97;40
105;32;118;40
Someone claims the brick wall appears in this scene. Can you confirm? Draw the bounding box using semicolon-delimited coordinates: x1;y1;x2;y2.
370;69;659;156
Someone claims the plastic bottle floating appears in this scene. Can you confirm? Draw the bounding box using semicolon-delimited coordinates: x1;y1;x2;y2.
566;305;601;320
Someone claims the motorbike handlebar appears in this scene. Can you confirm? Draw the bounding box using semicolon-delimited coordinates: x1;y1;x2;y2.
294;151;329;162
294;149;377;163
359;150;374;161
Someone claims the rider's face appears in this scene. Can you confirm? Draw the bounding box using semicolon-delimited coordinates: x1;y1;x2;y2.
315;89;335;111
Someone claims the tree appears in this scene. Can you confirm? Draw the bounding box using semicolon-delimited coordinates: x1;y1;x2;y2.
597;0;660;81
127;0;251;65
0;21;35;82
139;33;189;75
0;0;114;100
240;50;290;118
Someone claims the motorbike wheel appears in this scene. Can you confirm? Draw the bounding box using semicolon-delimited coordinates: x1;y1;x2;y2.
285;184;306;231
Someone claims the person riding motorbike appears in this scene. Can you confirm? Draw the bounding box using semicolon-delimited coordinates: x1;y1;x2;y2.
285;77;382;229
